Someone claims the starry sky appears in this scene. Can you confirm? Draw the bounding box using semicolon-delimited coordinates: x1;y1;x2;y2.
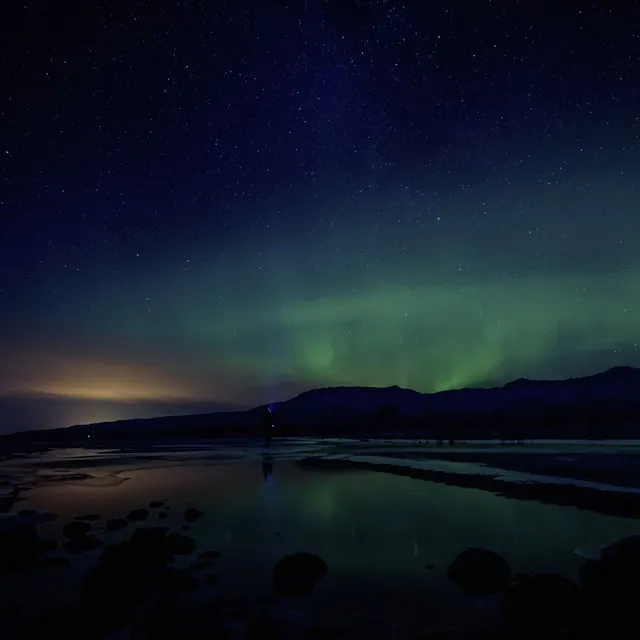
1;0;639;432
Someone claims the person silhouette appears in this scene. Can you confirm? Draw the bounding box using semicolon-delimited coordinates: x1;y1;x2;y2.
262;406;275;448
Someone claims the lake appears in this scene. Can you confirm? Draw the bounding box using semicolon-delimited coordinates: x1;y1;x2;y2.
1;440;639;637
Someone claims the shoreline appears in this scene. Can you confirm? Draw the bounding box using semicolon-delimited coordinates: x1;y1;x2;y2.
297;456;640;519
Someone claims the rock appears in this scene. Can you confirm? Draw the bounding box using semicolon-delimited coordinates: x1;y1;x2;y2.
181;524;191;531
184;507;204;523
159;567;201;595
84;529;174;634
105;517;129;532
272;552;328;596
164;532;197;555
0;519;40;571
63;534;104;553
126;508;150;523
249;603;314;638
36;555;72;570
149;501;164;508
203;573;219;586
501;573;583;632
446;548;512;596
199;550;222;560
39;537;58;552
31;604;86;639
63;521;92;539
75;514;101;521
158;511;169;520
579;535;640;629
82;565;150;634
424;563;435;569
187;559;215;572
10;509;57;526
101;527;172;572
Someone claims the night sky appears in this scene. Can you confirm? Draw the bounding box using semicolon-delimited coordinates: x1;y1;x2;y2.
1;0;639;432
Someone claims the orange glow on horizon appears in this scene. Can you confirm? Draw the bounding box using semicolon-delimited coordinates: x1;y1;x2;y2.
4;351;231;404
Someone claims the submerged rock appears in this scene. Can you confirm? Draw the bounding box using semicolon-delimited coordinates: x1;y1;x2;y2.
249;602;314;639
199;550;222;560
188;559;215;573
63;521;92;539
446;548;512;596
579;535;640;630
0;520;40;572
126;509;150;523
501;573;583;633
159;567;201;595
272;552;328;596
203;573;220;587
158;511;169;520
63;534;104;553
36;555;72;570
184;507;204;523
149;500;164;508
164;532;197;555
105;518;129;532
83;528;175;634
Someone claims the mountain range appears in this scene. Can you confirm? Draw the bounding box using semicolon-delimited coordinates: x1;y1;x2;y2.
4;366;640;442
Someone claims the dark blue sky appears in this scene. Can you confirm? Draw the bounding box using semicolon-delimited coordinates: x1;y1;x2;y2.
1;0;639;432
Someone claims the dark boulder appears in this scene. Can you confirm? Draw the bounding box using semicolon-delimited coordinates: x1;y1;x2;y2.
579;535;640;630
500;573;583;633
0;520;40;572
199;550;222;560
184;507;204;523
101;527;172;572
159;568;201;595
63;534;104;553
164;532;197;555
105;517;128;532
188;559;215;572
63;521;92;539
203;573;220;587
126;508;150;523
158;511;169;520
36;555;72;570
149;500;164;508
272;552;328;596
446;548;512;596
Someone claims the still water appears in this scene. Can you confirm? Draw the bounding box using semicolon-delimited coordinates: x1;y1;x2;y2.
4;452;640;633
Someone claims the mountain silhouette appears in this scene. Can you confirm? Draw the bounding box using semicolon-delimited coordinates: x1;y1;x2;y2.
4;366;640;442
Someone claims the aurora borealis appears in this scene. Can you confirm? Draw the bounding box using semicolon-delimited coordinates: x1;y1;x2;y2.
1;1;639;432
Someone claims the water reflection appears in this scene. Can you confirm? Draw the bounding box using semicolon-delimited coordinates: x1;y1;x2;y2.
262;453;274;484
4;457;640;633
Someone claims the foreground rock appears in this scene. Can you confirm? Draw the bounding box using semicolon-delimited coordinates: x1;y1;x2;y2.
105;518;129;532
272;552;328;596
164;532;197;555
446;548;512;596
64;534;104;553
126;509;150;523
500;573;583;635
184;507;204;523
249;602;314;638
63;521;92;539
579;535;640;631
0;512;58;572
